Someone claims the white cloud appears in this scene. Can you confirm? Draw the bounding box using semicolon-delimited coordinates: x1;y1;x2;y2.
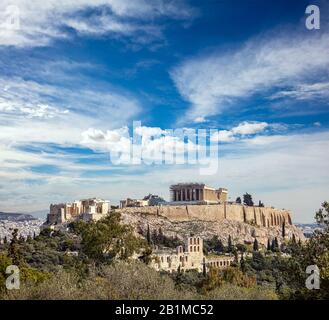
171;31;329;122
0;0;196;47
211;121;268;143
270;82;329;101
231;121;268;135
81;125;198;161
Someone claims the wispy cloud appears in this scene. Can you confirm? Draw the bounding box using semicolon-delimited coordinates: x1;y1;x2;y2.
270;82;329;101
171;31;329;123
0;0;196;47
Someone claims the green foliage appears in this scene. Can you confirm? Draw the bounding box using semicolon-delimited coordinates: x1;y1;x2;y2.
315;201;329;226
8;229;23;266
243;193;254;206
227;235;234;253
74;212;147;262
253;238;259;252
0;253;12;291
149;227;184;248
282;221;286;238
204;236;224;254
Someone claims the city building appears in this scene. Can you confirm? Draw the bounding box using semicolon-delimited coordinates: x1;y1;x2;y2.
47;198;110;224
169;183;228;204
150;236;236;273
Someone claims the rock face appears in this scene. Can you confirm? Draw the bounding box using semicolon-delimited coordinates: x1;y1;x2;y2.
119;206;305;246
118;204;292;228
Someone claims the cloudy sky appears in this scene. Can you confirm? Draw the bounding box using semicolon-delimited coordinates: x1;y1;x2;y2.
0;0;328;222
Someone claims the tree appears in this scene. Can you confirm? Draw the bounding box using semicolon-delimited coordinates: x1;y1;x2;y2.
282;221;286;238
267;239;271;251
243;193;254;206
146;224;151;244
271;237;279;252
258;200;264;207
151;229;157;244
227;235;233;253
206;236;224;253
236;197;242;204
291;234;296;244
158;227;164;244
315;201;329;226
202;257;207;277
280;201;329;299
8;229;22;266
74;212;147;262
253;238;259;252
240;253;246;273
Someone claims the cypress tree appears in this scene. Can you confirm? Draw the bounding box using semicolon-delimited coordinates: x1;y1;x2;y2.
158;227;164;244
267;238;271;251
282;221;286;238
292;233;296;244
146;224;151;244
271;239;276;252
202;257;207;277
8;229;21;266
253;238;259;251
227;235;233;252
240;253;246;273
271;237;280;252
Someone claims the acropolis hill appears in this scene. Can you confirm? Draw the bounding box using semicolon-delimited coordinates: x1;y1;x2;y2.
45;183;305;245
118;202;292;227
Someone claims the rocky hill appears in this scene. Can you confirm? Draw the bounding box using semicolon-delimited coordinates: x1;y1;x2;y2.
120;211;305;246
0;212;37;221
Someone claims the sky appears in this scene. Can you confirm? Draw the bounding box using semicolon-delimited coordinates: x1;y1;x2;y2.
0;0;328;222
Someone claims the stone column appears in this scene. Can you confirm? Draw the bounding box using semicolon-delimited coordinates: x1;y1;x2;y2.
199;189;203;201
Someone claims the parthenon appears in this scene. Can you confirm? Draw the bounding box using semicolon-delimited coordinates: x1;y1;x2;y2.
170;183;228;204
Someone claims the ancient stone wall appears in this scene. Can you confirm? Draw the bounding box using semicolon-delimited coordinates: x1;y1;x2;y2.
118;203;293;227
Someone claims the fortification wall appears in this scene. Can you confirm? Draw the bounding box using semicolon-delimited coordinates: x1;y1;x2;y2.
118;203;293;227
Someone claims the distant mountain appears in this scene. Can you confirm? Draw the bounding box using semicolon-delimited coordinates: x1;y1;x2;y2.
0;212;37;221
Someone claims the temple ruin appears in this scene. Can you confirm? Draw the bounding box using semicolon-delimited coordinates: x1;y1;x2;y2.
170;183;228;204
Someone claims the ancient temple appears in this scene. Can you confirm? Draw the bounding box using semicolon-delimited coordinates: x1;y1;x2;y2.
170;183;228;204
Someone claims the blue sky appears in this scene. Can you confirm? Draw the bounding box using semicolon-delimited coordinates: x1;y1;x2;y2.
0;0;329;222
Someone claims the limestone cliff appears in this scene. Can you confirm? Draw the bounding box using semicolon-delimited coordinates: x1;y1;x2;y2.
118;204;292;228
118;204;304;245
